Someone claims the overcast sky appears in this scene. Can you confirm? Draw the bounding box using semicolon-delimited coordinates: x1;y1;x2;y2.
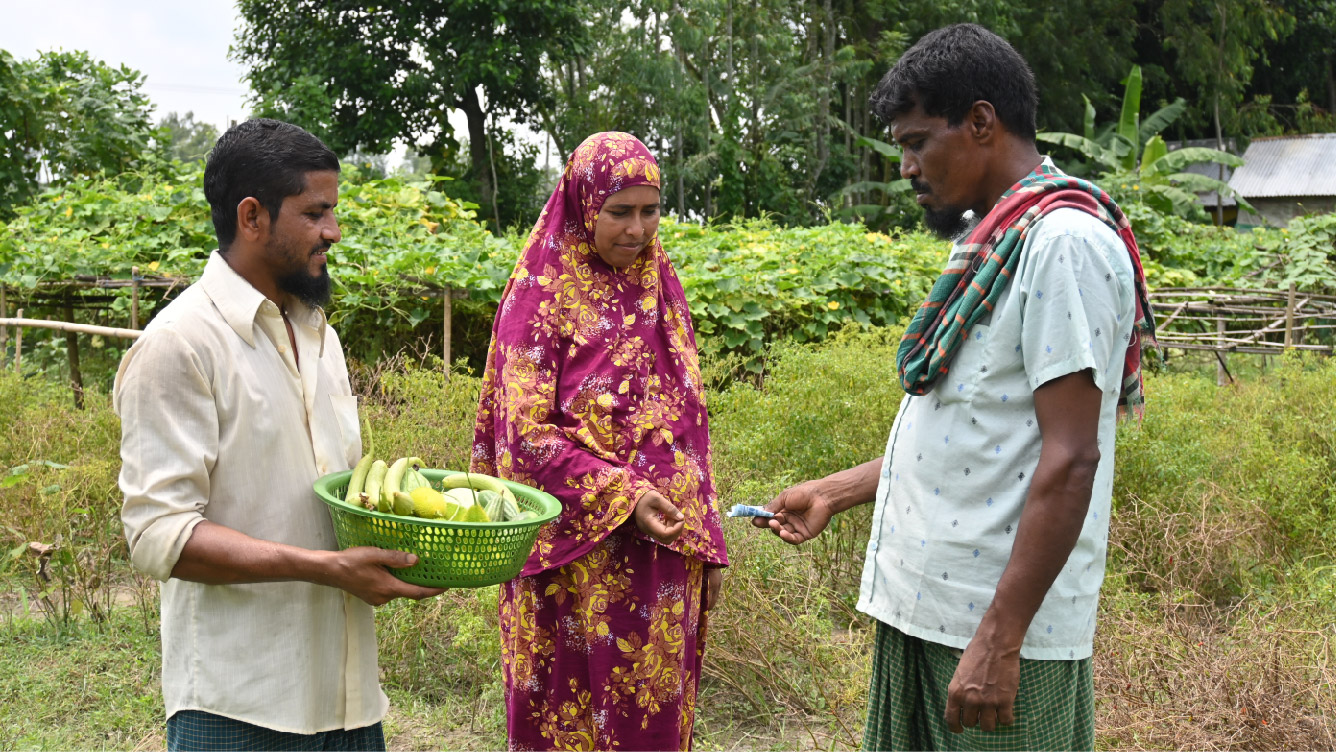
3;0;251;133
4;0;551;165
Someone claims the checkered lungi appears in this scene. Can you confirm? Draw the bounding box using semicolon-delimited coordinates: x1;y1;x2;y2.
863;621;1094;751
166;710;385;752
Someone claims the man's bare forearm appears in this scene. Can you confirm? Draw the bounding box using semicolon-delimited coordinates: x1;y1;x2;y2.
169;520;337;586
814;458;884;513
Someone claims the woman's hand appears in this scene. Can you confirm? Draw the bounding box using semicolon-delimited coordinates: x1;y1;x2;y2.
705;568;722;611
634;490;685;544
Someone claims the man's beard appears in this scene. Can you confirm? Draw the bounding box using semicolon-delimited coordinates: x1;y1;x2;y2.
272;238;332;308
922;204;975;240
277;263;331;308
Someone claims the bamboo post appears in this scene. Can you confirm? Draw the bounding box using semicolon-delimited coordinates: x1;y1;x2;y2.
0;285;7;368
12;307;20;373
131;265;141;330
442;286;452;383
1216;317;1228;386
64;301;83;409
1283;283;1297;349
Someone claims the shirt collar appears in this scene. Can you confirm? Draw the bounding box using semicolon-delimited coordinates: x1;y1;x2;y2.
200;250;328;357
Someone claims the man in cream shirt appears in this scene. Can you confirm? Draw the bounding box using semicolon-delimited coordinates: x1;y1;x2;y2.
115;119;442;751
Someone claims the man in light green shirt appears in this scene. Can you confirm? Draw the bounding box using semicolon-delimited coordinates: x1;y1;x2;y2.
755;24;1154;752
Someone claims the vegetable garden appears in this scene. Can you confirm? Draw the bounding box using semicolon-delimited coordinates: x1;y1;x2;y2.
0;158;1333;750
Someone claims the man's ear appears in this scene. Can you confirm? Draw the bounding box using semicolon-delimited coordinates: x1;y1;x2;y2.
235;197;269;244
969;101;998;143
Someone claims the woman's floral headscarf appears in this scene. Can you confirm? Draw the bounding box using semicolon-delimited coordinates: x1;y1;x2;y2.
471;132;727;575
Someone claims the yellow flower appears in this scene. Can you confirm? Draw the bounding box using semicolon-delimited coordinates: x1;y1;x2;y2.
424;265;436;275
1120;184;1128;189
64;206;72;218
1133;184;1140;191
786;267;799;274
827;301;840;310
148;261;160;272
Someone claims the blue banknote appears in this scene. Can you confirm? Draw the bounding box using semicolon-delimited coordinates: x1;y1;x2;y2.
727;504;775;519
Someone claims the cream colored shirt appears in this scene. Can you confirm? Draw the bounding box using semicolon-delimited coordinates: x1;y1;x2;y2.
115;251;386;733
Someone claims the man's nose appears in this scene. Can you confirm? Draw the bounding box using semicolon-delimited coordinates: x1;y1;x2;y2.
324;216;342;245
900;156;919;181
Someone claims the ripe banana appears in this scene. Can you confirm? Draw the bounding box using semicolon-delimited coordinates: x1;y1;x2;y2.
344;453;375;506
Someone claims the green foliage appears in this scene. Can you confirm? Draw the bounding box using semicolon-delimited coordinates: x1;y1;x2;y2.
666;219;944;371
0;332;1333;749
1113;352;1335;602
155;112;220;165
1124;202;1336;295
0;162;951;376
231;0;587;230
0;49;156;218
1038;65;1249;220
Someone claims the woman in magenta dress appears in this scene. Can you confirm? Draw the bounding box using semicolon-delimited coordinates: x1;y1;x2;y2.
471;131;727;751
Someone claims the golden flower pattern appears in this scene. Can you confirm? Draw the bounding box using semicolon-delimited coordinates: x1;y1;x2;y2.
477;132;724;751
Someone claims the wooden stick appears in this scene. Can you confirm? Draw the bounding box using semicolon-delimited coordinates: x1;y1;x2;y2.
0;285;7;368
442;286;452;383
64;301;83;410
131;266;141;330
1240;295;1308;346
13;308;20;373
1217;318;1228;386
0;317;143;340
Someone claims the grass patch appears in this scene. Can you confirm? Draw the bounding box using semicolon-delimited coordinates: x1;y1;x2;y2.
0;334;1331;750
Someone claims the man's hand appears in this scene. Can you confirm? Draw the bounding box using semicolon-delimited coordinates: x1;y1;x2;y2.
169;522;443;604
753;482;837;545
945;634;1020;733
752;460;882;544
705;567;722;610
326;547;446;606
634;490;685;544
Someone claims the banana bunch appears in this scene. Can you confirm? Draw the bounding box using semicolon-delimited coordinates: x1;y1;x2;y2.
342;455;533;523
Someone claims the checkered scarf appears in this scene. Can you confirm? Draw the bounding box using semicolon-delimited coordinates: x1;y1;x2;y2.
896;163;1157;416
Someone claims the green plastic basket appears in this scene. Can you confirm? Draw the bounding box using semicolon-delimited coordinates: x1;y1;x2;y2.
312;468;561;588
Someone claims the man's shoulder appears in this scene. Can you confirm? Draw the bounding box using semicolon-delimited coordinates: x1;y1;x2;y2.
128;283;233;362
1029;206;1121;246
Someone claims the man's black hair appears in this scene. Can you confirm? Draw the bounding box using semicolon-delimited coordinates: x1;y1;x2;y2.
203;119;339;251
868;24;1037;140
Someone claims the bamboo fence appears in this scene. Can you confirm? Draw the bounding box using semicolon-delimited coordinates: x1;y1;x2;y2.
1;272;467;406
1148;285;1335;384
3;275;1333;406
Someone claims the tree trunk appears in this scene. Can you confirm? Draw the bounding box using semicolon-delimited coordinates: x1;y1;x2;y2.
1213;4;1226;226
459;87;492;210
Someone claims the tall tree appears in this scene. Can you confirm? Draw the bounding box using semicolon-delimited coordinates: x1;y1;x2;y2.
0;49;155;217
232;0;587;220
158;112;220;164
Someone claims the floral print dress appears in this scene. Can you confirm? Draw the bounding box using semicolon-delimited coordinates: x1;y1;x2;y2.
472;132;727;751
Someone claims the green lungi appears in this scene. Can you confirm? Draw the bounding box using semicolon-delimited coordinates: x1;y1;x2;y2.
863;621;1094;752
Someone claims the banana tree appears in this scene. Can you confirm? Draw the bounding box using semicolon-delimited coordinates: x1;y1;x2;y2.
1037;65;1251;220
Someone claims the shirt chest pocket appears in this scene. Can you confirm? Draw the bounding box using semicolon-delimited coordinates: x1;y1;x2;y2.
328;394;362;468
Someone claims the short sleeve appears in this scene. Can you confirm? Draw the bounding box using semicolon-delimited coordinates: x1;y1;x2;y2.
1016;209;1132;393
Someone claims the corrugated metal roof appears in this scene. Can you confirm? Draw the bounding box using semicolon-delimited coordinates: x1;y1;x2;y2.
1228;133;1336;198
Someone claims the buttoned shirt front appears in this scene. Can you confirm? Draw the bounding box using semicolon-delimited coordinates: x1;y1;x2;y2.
115;251;385;733
856;189;1137;660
